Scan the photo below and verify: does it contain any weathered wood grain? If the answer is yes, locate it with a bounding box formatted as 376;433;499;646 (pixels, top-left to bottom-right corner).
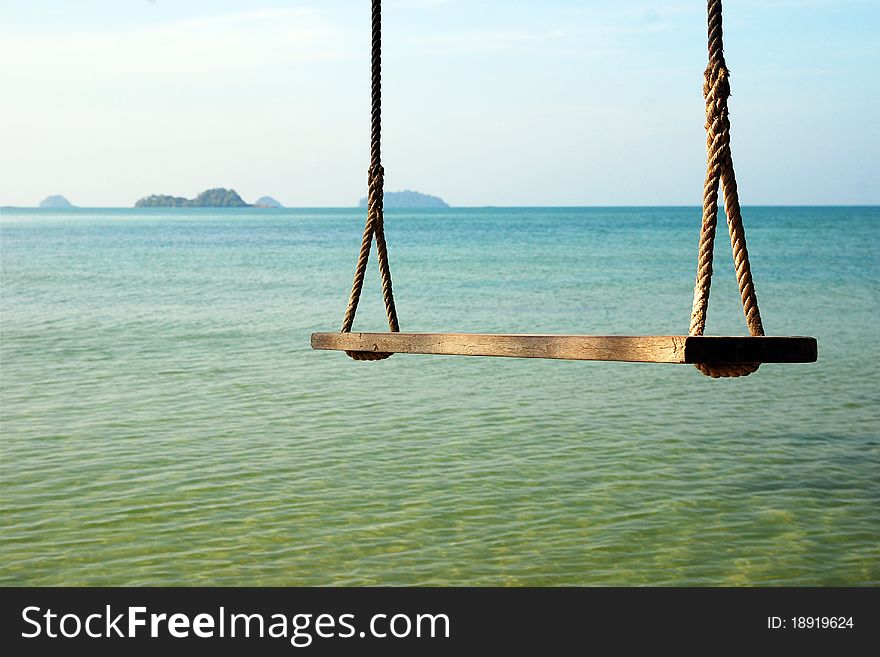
310;333;817;364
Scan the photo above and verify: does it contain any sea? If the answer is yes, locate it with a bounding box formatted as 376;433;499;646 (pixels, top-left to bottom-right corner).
1;206;878;585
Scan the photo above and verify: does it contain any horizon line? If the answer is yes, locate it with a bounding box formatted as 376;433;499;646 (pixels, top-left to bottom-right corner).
3;203;880;210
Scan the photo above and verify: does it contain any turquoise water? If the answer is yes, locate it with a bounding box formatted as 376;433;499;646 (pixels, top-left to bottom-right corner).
1;206;878;586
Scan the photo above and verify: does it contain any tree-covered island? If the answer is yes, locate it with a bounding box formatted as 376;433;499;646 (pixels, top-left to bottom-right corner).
135;188;250;207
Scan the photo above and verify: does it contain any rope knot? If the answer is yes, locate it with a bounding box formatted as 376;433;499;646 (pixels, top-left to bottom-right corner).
368;163;384;185
703;62;730;101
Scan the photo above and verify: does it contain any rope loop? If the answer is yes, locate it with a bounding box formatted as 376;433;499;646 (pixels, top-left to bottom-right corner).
689;0;764;378
340;0;399;361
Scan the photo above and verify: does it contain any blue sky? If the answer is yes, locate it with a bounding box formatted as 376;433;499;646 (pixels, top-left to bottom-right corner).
1;0;877;206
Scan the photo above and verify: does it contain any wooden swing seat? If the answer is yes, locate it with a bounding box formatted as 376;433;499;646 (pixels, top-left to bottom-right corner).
310;1;819;378
311;332;817;364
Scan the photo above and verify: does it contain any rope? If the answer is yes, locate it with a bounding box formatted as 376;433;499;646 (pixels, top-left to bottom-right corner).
340;0;399;360
689;0;764;378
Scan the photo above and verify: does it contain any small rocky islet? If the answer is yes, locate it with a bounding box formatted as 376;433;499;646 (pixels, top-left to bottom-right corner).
39;195;75;208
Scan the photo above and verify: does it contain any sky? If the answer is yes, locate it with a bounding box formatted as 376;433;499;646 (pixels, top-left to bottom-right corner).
0;0;877;207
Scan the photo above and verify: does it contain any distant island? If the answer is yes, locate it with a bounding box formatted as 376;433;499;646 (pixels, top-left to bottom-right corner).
135;188;250;208
253;196;283;208
39;195;75;208
358;190;449;209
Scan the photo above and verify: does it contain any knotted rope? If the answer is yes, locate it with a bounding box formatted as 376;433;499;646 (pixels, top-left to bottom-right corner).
340;0;399;360
689;0;764;378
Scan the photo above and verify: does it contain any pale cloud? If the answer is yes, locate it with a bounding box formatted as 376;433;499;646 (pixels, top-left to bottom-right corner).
386;3;687;58
0;7;353;86
387;0;452;8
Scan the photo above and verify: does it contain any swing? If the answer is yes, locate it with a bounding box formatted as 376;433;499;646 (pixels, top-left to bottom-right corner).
311;0;817;378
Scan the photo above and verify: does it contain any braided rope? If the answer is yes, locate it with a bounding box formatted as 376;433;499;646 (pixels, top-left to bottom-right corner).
340;0;399;360
689;0;764;378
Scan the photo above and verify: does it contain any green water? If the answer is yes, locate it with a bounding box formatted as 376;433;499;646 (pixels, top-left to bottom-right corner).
1;206;878;585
